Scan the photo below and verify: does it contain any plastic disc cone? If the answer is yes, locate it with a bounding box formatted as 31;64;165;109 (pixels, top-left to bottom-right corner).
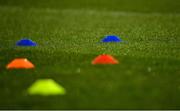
6;58;35;69
92;54;119;64
102;35;122;43
16;39;37;46
28;79;66;96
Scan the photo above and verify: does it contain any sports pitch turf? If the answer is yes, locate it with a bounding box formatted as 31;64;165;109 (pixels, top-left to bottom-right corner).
0;0;180;109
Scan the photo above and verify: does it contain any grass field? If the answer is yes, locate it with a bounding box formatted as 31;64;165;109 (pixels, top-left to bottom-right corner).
0;0;180;109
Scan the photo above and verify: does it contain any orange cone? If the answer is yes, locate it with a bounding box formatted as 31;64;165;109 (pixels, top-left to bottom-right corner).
7;58;35;69
92;54;119;64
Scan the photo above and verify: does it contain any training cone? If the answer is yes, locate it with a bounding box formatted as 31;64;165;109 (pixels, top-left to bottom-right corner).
16;39;37;46
102;35;122;43
28;79;66;96
92;54;119;64
6;58;35;69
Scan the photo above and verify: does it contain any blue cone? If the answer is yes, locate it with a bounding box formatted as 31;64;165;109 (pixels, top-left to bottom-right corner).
102;35;122;43
16;39;37;46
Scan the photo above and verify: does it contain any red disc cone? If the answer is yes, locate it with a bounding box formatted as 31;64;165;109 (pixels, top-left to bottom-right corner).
92;54;119;64
7;58;35;69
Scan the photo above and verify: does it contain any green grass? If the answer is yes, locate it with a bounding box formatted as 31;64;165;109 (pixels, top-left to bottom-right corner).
0;0;180;109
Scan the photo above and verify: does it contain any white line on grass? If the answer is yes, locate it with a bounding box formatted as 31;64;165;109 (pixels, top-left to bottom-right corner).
0;6;180;17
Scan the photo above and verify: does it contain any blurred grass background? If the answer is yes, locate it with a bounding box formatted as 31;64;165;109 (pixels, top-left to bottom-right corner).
0;0;180;110
0;0;180;13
